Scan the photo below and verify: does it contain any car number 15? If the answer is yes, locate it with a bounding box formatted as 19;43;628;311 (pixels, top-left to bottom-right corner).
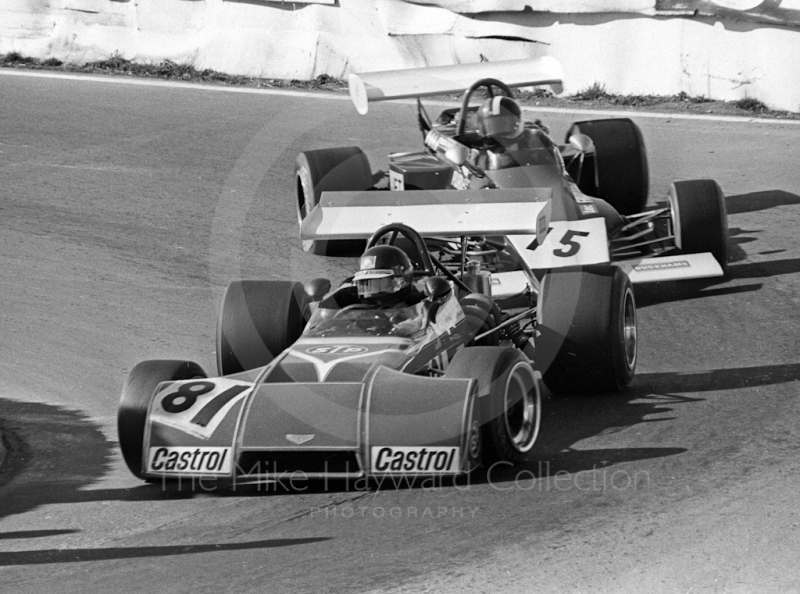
510;218;609;269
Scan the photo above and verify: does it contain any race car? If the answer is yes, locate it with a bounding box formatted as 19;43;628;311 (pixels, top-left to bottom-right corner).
118;215;636;484
295;57;728;283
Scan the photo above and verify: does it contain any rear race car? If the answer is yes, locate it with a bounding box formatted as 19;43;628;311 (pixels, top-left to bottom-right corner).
294;57;728;283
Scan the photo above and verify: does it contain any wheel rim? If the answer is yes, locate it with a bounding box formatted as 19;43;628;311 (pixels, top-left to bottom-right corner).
503;364;541;454
297;169;316;252
667;184;682;250
622;287;637;370
467;419;481;468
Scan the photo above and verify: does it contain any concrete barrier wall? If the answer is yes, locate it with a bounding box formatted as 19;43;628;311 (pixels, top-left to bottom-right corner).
2;0;799;112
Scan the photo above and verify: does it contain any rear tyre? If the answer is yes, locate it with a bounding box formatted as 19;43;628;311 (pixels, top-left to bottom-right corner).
669;179;728;273
217;280;307;376
446;347;541;465
566;118;649;215
118;360;207;479
536;265;637;395
295;147;373;256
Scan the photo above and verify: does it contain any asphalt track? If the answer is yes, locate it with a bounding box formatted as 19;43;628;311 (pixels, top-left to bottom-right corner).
0;71;799;593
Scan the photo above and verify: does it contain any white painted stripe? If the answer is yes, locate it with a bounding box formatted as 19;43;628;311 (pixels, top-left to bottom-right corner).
3;68;799;125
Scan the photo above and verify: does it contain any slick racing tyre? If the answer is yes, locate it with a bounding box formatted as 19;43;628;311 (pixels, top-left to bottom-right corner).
295;146;373;256
536;265;637;395
566;118;649;215
669;179;728;273
217;280;307;375
446;347;541;465
118;359;207;479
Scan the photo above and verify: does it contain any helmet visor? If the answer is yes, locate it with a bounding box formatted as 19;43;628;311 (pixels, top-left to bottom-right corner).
356;275;397;298
483;114;520;138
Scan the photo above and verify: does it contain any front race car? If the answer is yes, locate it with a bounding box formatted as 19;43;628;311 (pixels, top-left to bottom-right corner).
126;290;483;484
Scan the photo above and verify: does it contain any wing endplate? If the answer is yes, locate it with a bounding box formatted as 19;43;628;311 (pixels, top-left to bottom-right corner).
348;57;564;115
300;188;552;240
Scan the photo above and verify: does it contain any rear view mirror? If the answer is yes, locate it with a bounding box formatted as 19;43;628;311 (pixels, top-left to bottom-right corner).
422;277;452;301
425;129;468;167
568;133;595;153
304;278;331;302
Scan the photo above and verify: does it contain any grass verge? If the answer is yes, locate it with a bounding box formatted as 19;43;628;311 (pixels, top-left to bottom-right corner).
2;52;796;119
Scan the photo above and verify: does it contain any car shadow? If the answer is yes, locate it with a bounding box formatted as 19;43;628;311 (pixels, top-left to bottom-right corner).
0;536;332;566
725;190;800;215
476;361;800;487
634;254;800;307
0;400;117;518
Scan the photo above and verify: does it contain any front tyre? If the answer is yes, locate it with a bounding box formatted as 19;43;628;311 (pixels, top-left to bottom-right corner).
669;179;728;273
537;265;637;395
118;360;207;479
566;118;649;215
446;347;541;465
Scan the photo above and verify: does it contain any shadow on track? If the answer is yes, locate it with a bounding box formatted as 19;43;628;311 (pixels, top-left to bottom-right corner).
634;255;800;307
725;190;800;215
0;537;332;566
0;529;80;540
0;400;114;518
480;361;800;486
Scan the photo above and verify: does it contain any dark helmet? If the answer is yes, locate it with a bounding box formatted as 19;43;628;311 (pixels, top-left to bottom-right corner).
354;245;414;302
477;96;522;139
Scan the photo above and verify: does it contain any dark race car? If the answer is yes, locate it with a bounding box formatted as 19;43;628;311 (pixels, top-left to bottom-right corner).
118;223;585;485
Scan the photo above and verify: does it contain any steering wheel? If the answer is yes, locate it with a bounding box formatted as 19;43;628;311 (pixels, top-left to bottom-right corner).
456;78;515;137
366;223;480;294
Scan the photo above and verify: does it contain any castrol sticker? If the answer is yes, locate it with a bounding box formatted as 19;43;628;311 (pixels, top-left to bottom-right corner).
371;446;460;474
148;447;232;475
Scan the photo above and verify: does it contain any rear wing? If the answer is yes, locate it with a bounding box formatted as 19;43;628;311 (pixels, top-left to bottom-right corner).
300;189;551;244
348;57;564;115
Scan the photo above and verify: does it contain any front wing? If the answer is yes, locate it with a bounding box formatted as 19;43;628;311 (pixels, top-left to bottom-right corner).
142;368;477;481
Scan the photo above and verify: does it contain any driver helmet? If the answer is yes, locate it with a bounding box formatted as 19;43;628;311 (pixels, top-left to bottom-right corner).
353;245;414;303
477;96;523;140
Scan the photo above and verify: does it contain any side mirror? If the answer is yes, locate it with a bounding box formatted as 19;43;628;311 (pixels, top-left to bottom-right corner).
304;278;331;302
444;143;468;167
568;133;595;154
425;129;468;167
